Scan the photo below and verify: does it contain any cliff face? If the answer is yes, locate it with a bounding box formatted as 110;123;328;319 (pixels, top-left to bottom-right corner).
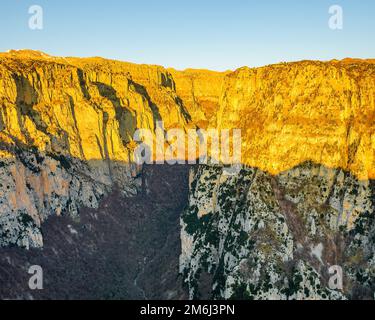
180;164;374;300
217;60;375;181
0;50;374;300
0;50;222;248
179;60;374;300
0;164;189;300
168;68;228;128
180;60;375;299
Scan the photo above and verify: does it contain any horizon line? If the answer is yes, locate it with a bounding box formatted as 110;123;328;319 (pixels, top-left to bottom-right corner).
2;49;375;73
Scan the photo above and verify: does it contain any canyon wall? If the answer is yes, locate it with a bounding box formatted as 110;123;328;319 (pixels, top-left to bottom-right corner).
179;59;374;300
180;164;374;299
217;60;374;181
0;50;373;300
0;50;222;248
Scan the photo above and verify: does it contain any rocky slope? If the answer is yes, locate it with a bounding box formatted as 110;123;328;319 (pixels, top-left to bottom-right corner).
0;164;189;300
180;163;374;300
0;50;373;300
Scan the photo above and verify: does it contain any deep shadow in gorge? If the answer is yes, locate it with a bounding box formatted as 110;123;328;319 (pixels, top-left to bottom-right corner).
0;164;190;300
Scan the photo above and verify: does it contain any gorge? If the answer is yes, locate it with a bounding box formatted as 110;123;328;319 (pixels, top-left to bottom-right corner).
0;50;373;300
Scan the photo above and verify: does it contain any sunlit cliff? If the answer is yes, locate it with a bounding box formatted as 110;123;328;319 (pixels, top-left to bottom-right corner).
0;50;373;250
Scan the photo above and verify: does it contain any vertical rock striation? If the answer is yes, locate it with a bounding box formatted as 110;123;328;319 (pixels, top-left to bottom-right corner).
0;50;222;248
180;59;374;300
0;50;374;300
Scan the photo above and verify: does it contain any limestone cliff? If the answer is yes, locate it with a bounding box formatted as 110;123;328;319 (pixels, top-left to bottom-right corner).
0;50;374;300
217;60;375;181
168;68;228;128
179;59;374;300
180;163;374;299
0;50;225;248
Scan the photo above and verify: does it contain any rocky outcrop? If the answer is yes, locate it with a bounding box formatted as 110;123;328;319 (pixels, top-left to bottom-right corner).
217;60;375;181
180;163;374;300
0;164;189;300
0;50;223;248
179;59;374;300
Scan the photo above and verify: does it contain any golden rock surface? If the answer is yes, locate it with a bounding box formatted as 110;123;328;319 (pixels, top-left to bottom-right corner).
0;50;374;180
218;60;374;180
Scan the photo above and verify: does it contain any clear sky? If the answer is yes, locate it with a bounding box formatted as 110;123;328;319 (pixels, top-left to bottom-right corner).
1;0;374;70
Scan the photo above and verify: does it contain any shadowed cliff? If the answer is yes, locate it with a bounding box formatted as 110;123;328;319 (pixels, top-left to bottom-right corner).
0;164;190;300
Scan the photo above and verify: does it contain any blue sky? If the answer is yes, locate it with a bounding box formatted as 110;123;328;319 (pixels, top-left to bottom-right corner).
1;0;374;70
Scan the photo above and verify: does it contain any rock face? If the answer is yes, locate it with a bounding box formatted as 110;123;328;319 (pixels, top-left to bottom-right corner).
0;164;189;300
217;60;375;181
0;50;374;300
168;68;228;128
0;50;222;248
180;164;374;300
179;60;374;300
